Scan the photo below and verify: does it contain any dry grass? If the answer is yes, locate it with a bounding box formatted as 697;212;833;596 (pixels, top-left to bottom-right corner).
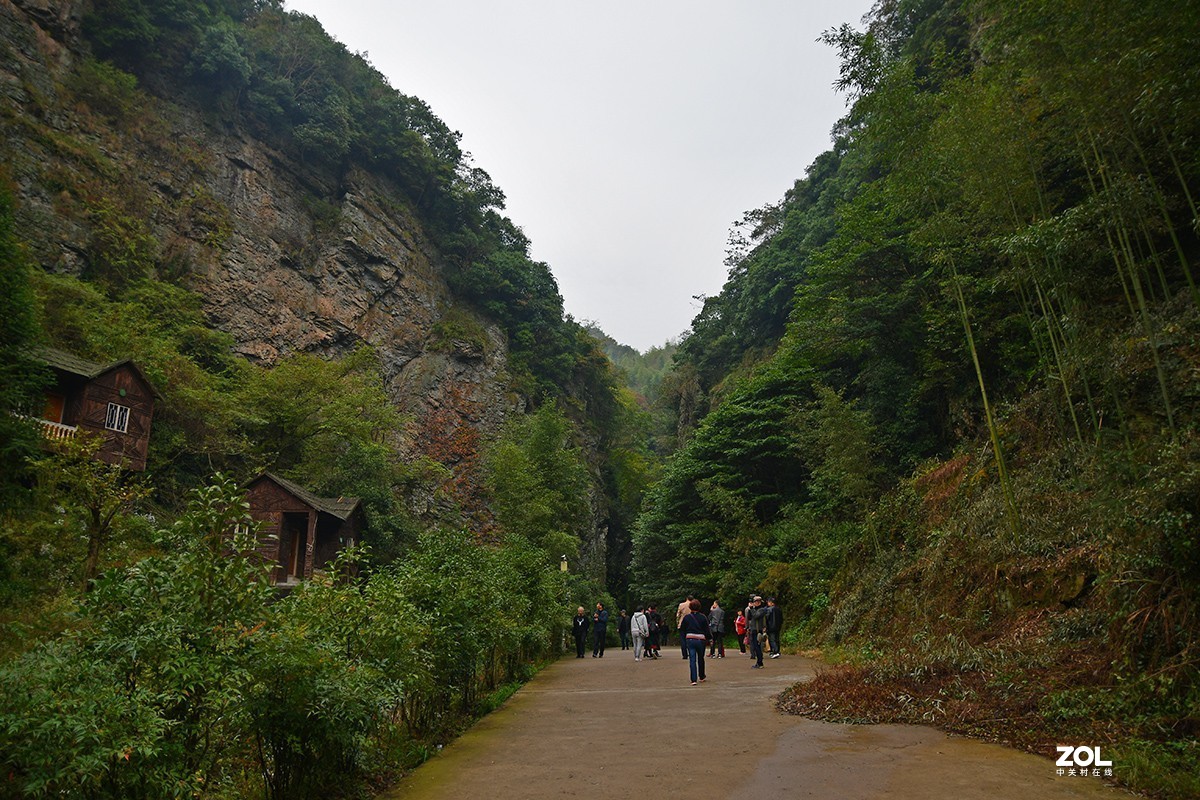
773;641;1200;799
777;648;1112;756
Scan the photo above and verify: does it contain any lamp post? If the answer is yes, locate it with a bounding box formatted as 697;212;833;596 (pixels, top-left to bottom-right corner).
560;555;568;653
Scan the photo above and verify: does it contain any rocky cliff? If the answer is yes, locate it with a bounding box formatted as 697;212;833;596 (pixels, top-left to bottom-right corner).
2;0;517;439
0;0;621;574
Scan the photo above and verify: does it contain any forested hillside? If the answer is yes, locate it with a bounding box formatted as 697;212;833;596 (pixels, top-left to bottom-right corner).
0;1;653;796
584;325;677;402
2;0;1197;796
634;0;1198;795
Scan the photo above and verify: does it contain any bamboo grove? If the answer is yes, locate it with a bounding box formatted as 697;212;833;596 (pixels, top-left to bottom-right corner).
634;0;1198;792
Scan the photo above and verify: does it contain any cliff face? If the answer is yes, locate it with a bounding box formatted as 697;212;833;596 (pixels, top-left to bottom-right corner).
0;0;515;458
0;0;621;583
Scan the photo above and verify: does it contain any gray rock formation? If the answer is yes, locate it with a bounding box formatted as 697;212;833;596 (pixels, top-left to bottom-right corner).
0;0;613;584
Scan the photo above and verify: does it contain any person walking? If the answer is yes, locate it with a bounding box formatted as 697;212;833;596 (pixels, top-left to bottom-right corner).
676;595;694;659
766;597;783;658
592;602;609;658
746;595;767;668
572;606;589;658
707;600;726;658
630;605;650;661
734;609;748;654
679;599;711;685
646;605;663;658
618;609;631;650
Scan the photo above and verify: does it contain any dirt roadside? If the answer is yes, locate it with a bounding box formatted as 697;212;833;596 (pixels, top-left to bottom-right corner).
378;650;1128;799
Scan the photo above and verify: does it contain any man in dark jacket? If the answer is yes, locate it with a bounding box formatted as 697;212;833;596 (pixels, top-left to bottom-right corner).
766;598;783;658
746;596;767;668
646;605;663;658
618;609;631;650
592;602;609;657
572;607;589;658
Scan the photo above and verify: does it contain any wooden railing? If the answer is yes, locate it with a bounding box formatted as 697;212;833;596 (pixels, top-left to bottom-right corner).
39;419;78;440
13;414;78;441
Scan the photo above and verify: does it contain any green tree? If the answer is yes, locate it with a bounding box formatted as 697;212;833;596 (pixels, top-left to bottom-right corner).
238;346;414;557
0;475;273;799
31;436;151;590
245;550;405;800
486;404;590;568
795;385;878;514
0;187;47;506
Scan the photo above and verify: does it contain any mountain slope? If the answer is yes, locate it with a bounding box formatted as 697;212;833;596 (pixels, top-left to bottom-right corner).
0;0;637;585
634;0;1200;795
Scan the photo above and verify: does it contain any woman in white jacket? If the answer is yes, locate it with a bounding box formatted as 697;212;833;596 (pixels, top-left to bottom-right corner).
630;606;650;661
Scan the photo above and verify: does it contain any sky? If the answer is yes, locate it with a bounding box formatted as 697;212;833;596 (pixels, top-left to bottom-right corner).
285;1;875;352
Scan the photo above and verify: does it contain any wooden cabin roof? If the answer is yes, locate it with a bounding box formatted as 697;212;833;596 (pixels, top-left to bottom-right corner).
35;346;161;399
250;472;362;520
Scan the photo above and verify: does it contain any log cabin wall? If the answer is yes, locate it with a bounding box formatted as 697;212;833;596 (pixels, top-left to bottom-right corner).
313;513;359;571
245;478;317;584
77;364;155;471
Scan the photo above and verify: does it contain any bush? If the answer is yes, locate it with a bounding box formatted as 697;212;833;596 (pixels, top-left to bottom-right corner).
67;60;142;124
0;475;272;799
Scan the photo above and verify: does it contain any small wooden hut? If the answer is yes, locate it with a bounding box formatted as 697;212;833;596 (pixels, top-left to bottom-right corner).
33;347;156;471
244;472;365;586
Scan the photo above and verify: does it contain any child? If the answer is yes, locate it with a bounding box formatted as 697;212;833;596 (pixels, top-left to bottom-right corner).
734;609;748;654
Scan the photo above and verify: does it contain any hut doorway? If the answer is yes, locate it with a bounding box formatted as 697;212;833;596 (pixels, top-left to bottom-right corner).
281;512;309;580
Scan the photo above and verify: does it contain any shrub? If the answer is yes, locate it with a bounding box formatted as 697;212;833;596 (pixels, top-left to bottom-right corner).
0;476;272;799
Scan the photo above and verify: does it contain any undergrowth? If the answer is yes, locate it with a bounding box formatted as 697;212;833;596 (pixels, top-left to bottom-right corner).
779;375;1200;799
779;649;1200;799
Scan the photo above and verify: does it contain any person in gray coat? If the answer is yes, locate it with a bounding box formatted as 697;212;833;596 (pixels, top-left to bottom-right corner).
707;600;726;658
630;605;650;661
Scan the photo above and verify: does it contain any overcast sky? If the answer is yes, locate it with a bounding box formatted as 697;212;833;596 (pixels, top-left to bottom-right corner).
285;1;874;352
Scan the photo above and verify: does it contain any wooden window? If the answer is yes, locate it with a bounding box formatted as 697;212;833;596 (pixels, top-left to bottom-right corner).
105;402;130;433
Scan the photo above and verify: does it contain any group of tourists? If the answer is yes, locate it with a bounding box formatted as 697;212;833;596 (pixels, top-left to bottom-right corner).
570;595;784;685
739;595;783;669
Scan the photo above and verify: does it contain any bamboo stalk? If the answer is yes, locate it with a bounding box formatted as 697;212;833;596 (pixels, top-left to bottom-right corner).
1089;133;1178;440
1113;220;1178;440
1005;190;1097;445
1159;126;1199;237
1005;199;1062;438
1033;278;1084;444
1106;380;1135;463
1076;134;1137;316
1137;220;1174;305
1016;278;1058;418
948;258;1021;540
1058;293;1103;443
1125;118;1199;305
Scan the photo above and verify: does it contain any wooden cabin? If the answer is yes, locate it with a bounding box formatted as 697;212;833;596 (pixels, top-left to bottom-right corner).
33;347;156;471
245;472;365;586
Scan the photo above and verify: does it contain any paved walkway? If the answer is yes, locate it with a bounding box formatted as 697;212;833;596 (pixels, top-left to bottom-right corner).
379;649;1127;800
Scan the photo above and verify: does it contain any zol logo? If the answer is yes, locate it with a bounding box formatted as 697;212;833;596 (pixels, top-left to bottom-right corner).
1056;746;1112;767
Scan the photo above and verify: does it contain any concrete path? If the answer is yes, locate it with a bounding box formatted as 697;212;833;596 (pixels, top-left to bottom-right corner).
379;650;1127;800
